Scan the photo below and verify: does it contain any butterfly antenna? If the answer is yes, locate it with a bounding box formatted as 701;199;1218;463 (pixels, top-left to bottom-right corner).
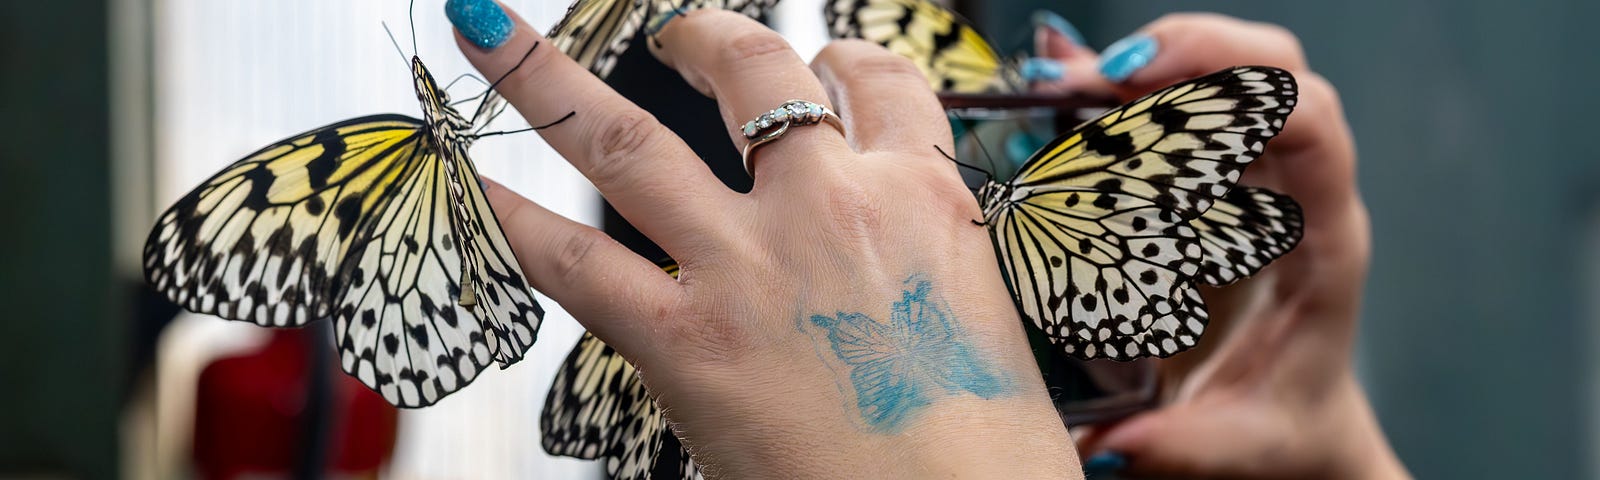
471;41;576;129
951;110;1003;177
408;0;419;57
473;111;576;139
381;22;411;70
450;90;489;107
934;144;991;184
443;73;490;95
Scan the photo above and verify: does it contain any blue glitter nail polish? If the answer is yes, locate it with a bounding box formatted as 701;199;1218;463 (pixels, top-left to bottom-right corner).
1019;57;1066;82
1031;11;1087;47
1082;451;1127;476
446;0;513;49
1099;34;1157;82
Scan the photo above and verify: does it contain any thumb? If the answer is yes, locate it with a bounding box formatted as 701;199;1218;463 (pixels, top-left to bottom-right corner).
1075;402;1289;477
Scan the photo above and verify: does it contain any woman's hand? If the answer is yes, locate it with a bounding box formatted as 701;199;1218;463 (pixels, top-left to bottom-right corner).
448;1;1079;477
1033;12;1410;479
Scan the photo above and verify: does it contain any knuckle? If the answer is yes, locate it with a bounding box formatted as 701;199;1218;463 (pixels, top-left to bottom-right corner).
663;294;755;364
553;228;611;286
584;107;664;189
817;177;883;241
1296;72;1343;115
1250;22;1306;65
1150;12;1233;31
721;28;795;67
836;47;926;85
922;173;984;220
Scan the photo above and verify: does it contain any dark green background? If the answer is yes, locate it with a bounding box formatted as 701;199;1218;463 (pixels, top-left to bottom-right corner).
1;0;122;478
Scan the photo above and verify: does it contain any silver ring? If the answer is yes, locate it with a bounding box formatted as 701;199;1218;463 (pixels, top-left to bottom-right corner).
740;99;845;175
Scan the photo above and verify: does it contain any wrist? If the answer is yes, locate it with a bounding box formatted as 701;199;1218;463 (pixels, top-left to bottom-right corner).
702;387;1082;478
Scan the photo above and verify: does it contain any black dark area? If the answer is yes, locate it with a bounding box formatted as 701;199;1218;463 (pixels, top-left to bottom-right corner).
599;30;751;258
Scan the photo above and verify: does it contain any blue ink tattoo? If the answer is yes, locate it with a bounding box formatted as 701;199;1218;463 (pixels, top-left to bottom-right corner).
808;276;1012;433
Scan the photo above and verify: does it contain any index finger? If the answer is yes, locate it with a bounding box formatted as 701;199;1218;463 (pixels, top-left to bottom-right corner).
447;0;741;250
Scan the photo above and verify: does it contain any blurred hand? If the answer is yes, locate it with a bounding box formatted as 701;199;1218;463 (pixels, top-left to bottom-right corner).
1034;12;1410;479
448;1;1079;477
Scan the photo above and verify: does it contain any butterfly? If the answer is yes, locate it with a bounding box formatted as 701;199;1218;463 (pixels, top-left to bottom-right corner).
549;0;781;79
143;40;569;407
827;0;1304;360
975;66;1301;360
543;261;705;480
825;0;1022;93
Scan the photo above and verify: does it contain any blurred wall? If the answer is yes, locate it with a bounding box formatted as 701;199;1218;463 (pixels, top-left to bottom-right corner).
0;0;122;478
975;1;1599;478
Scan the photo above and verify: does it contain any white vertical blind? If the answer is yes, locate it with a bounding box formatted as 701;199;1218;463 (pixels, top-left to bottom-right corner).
153;1;598;477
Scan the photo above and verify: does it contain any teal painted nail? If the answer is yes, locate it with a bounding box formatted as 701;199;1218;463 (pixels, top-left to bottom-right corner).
446;0;513;49
1082;451;1127;476
1019;57;1065;82
1031;11;1087;47
1099;34;1157;82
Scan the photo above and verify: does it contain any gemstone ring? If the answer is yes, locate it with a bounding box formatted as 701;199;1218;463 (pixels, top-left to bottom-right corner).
740;100;845;175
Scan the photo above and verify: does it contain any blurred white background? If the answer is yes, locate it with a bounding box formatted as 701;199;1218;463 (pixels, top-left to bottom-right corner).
152;1;594;478
147;0;832;478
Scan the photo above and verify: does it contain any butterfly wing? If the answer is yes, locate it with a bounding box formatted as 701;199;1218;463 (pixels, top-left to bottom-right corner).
543;332;670;479
332;136;523;407
825;0;1015;93
1191;186;1304;286
550;0;649;78
550;0;778;78
544;261;689;479
442;142;543;367
144;115;429;327
987;66;1297;359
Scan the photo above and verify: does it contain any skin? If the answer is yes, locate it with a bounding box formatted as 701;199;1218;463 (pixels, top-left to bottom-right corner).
456;6;1077;479
451;2;1407;477
1035;14;1412;479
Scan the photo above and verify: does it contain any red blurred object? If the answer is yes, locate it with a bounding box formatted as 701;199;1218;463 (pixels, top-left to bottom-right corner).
193;328;398;479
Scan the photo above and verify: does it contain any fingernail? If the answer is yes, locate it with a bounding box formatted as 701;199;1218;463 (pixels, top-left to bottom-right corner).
478;176;490;191
1031;11;1087;47
1082;451;1127;476
1019;57;1065;82
1099;34;1157;82
446;0;513;49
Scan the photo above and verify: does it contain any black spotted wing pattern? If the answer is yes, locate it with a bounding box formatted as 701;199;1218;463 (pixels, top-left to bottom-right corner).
981;66;1298;360
1193;186;1303;286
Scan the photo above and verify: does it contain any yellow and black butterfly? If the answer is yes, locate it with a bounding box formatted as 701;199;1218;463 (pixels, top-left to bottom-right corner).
143;38;569;407
549;0;780;78
828;0;1303;359
825;0;1022;93
976;66;1300;359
